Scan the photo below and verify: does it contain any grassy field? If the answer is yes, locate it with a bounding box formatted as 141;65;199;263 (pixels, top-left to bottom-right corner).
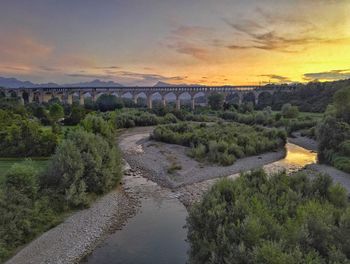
0;158;49;183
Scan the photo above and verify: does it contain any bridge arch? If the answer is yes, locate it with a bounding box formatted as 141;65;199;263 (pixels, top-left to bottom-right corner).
134;92;147;107
226;92;242;105
242;91;258;105
257;91;274;109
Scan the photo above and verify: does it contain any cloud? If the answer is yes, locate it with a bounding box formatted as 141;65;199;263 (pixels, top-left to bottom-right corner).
259;74;292;83
171;25;212;38
65;70;187;86
66;73;113;79
223;8;350;53
166;41;209;60
225;21;323;52
93;66;120;70
163;25;213;61
303;69;350;81
0;34;53;63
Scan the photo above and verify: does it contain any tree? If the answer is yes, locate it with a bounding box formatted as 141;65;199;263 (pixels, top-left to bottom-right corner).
0;162;57;261
0;110;58;157
208;93;224;110
65;105;86;125
333;86;350;123
80;114;114;144
281;103;299;118
49;103;64;123
43;129;122;208
43;139;88;208
96;94;123;111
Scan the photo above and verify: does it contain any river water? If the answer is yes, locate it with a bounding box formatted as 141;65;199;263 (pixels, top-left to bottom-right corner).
83;142;317;264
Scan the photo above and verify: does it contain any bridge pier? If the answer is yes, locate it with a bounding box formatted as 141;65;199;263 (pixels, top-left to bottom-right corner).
79;92;84;106
27;92;34;104
66;93;73;105
147;94;153;109
176;96;180;110
254;93;259;105
162;96;167;108
191;97;195;110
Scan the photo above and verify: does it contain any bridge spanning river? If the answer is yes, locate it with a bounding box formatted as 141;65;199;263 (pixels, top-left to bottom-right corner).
0;85;292;109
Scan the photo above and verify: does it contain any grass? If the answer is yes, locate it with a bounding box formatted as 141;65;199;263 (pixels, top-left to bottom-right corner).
0;158;49;183
273;111;323;120
167;163;182;174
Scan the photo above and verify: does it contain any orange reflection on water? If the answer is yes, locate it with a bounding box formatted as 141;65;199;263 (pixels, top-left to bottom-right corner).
283;143;317;166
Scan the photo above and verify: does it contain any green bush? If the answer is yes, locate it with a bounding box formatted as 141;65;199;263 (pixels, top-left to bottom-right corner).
42;129;122;208
281;103;299;118
0;162;59;262
0;110;58;157
187;169;350;263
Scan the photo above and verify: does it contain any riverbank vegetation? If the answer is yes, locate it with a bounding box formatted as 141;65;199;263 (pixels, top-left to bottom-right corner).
151;122;286;165
0;114;122;262
317;86;350;173
187;169;350;263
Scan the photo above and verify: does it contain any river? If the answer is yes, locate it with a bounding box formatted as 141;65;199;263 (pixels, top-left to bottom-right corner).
83;141;317;264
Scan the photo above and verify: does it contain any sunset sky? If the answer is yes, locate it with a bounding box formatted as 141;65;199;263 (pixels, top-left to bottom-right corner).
1;0;350;86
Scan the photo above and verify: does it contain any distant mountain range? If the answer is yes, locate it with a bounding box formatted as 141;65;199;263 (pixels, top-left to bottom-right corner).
153;81;204;87
0;77;123;88
0;76;205;88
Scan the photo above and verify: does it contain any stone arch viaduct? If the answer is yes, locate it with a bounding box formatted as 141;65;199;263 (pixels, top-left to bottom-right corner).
0;85;293;110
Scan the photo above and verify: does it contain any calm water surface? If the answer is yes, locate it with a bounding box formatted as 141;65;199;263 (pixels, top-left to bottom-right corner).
84;196;189;264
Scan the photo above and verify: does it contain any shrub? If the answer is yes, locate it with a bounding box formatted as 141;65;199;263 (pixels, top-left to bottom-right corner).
187;169;350;263
42;129;122;208
281;103;299;118
0;162;58;262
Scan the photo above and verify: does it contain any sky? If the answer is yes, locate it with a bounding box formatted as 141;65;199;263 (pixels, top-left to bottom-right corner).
0;0;350;86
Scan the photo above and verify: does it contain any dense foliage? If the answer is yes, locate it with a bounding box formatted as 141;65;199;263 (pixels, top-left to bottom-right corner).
0;162;60;262
220;106;319;136
317;86;350;173
42;115;122;208
0;110;58;157
152;122;286;165
187;169;350;264
95;94;123;112
0;115;122;261
208;93;224;110
259;79;350;112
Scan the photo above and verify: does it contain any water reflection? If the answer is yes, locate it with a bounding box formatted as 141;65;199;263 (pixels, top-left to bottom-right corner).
264;142;317;174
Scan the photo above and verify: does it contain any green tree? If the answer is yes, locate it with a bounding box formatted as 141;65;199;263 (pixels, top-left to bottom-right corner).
49;103;64;123
208;93;224;110
333;86;350;123
43;140;88;208
80;114;114;144
0;162;57;261
281;103;299;118
96;94;123;111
